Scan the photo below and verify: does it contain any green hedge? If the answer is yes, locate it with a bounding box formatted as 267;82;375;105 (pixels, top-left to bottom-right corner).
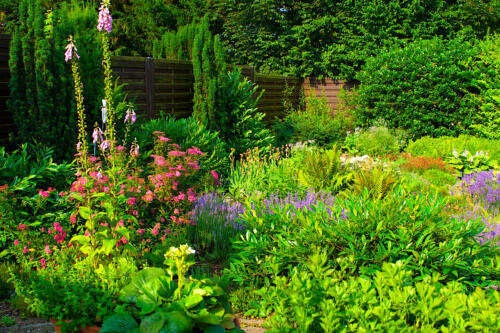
354;38;491;139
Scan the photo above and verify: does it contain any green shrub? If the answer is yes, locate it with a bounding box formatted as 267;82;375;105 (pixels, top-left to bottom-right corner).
226;188;499;290
131;115;230;179
470;34;500;140
215;68;274;156
354;38;485;138
274;93;351;147
406;135;500;162
351;126;403;156
258;256;500;332
11;254;137;331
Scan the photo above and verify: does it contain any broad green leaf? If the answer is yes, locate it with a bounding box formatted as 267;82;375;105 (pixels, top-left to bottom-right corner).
100;313;138;333
101;239;118;255
79;206;91;219
139;312;165;333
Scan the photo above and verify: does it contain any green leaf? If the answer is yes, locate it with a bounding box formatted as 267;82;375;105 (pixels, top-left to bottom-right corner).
120;268;166;303
159;311;194;333
182;293;204;309
70;235;90;245
79;206;91;219
101;239;118;255
139;312;165;333
100;313;138;333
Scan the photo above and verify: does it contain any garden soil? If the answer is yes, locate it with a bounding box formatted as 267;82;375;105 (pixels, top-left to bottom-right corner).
1;302;266;332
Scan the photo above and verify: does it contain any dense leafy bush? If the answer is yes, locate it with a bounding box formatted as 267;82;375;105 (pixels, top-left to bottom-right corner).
226;188;499;290
216;68;274;156
274;93;351;147
406;135;500;162
258;257;500;332
354;38;485;138
0;143;73;254
214;0;499;79
470;34;500;140
346;126;404;156
131;115;229;179
11;253;136;331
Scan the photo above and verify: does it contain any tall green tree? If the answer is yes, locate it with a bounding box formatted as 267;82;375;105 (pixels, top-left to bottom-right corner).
8;0;103;160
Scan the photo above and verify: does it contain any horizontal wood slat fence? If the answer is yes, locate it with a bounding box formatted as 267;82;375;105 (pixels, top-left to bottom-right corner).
112;56;352;122
0;34;352;149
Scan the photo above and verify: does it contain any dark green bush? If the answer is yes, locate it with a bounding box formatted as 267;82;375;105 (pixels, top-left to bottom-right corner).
354;38;484;138
131;115;230;178
470;34;500;140
406;135;500;162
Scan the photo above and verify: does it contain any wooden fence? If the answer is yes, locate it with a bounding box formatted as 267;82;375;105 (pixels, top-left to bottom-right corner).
111;56;308;122
0;35;352;148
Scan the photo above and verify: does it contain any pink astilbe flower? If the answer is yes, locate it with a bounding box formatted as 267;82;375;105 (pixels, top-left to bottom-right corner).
64;38;80;62
159;136;171;142
97;1;112;33
39;258;46;268
44;244;53;255
14;239;19;246
38;189;50;198
187;147;206;155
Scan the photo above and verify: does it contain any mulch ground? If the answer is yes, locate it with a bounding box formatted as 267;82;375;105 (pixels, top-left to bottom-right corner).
0;302;266;332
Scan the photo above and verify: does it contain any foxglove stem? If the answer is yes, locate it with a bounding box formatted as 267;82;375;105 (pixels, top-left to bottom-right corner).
70;47;89;171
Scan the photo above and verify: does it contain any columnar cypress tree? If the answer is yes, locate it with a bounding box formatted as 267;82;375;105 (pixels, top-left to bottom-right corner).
8;0;76;161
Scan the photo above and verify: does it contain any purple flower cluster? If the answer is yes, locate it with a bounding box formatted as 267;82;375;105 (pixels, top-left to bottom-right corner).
460;170;500;215
263;190;339;217
192;189;342;233
192;192;245;231
454;209;499;247
457;170;500;247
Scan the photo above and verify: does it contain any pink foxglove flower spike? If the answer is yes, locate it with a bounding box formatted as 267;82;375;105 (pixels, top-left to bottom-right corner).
64;36;80;62
97;1;112;33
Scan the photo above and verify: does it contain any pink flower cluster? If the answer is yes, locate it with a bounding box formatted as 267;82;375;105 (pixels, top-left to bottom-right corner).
64;40;79;62
97;2;112;33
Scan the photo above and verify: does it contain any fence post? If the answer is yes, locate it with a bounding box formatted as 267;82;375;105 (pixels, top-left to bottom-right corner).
145;57;155;120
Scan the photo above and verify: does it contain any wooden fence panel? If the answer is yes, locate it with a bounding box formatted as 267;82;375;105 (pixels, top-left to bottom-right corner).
0;36;352;148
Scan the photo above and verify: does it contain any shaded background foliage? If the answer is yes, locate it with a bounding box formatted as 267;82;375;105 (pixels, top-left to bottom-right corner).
3;0;498;80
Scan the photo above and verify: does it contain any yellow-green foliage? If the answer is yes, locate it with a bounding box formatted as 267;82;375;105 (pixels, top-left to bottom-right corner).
351;166;398;200
298;146;352;192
